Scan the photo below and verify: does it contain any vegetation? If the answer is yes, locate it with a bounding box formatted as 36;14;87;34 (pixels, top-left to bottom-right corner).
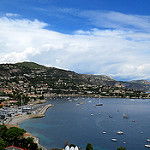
86;143;93;150
0;62;150;106
0;125;39;150
16;61;48;69
117;146;126;150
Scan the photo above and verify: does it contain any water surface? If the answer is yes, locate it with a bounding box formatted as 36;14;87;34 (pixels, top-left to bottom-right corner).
20;97;150;150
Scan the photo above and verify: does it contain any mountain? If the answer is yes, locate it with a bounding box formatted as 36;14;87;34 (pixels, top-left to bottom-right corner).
0;62;150;93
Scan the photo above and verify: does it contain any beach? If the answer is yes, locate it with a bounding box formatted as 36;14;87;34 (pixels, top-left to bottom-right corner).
6;104;54;126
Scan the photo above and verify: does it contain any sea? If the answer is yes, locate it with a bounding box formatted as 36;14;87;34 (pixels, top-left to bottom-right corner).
20;97;150;150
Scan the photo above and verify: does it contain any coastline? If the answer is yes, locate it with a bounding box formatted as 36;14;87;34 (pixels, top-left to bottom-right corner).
5;104;54;150
44;93;149;99
6;104;54;126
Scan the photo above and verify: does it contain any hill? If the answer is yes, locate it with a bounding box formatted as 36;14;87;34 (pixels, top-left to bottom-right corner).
15;62;48;69
0;62;150;100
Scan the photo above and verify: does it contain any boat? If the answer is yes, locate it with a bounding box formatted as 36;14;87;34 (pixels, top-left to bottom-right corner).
102;131;107;134
123;113;129;119
116;131;123;135
145;138;150;148
78;102;84;104
145;145;150;148
76;103;80;106
111;138;117;142
132;120;135;122
90;113;94;116
147;138;150;142
96;99;103;106
109;115;112;118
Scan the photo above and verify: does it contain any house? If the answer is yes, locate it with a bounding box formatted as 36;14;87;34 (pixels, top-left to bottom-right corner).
5;146;24;150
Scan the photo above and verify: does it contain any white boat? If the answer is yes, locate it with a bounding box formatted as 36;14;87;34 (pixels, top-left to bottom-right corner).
102;131;107;134
76;103;80;106
90;113;94;116
147;138;150;142
145;144;150;148
116;131;123;135
111;138;117;142
96;99;103;106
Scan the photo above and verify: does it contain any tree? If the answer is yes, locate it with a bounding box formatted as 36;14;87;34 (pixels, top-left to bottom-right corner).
117;146;126;150
0;138;6;150
5;127;26;145
86;143;93;150
0;125;7;139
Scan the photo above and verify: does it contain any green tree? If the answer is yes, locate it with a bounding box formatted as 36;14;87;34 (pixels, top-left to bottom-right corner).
86;143;93;150
117;146;126;150
0;138;6;150
5;127;26;145
0;125;7;139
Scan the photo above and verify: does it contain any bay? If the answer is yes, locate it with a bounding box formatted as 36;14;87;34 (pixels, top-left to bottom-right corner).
20;97;150;150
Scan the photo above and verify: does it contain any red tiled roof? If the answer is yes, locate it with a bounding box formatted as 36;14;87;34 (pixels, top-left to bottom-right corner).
5;145;24;150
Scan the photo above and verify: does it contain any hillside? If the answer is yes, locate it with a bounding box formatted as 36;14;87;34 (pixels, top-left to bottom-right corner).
0;62;150;100
15;62;48;69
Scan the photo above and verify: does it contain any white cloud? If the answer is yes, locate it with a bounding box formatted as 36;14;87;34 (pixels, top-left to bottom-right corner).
5;13;20;17
80;11;150;32
0;15;150;81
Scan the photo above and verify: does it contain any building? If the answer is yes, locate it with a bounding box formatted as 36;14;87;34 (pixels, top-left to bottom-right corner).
5;146;24;150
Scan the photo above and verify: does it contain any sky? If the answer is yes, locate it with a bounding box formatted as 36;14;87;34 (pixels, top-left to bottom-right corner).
0;0;150;81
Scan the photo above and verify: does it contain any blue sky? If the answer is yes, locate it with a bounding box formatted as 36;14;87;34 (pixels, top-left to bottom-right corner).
0;0;150;81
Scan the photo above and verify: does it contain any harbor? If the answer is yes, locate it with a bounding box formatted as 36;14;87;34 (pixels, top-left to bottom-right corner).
20;97;150;150
0;103;54;126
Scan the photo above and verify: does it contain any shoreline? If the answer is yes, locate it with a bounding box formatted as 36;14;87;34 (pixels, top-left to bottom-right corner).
6;104;54;126
44;94;150;99
5;104;54;150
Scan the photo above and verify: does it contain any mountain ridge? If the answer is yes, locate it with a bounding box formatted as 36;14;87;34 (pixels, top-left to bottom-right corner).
0;61;150;92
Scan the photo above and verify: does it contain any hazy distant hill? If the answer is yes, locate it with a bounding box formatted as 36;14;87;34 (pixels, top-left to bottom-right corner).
0;62;150;92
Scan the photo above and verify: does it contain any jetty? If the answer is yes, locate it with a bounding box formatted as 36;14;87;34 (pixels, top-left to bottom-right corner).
39;104;54;115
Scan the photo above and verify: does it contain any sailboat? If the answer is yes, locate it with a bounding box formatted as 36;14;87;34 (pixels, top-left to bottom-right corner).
96;99;103;106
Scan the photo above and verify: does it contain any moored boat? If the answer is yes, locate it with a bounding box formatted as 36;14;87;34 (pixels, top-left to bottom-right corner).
111;138;117;142
116;131;123;135
145;144;150;148
123;113;129;119
96;99;103;106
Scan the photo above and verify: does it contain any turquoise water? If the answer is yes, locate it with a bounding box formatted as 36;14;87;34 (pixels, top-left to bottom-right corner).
20;97;150;150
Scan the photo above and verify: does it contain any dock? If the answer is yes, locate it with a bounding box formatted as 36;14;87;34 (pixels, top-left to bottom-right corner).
39;104;54;115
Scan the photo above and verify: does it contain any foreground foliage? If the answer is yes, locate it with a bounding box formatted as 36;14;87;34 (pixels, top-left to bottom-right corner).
0;125;39;150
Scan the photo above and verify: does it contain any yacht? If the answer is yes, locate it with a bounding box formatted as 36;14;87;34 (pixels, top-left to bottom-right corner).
96;99;103;106
111;138;117;142
147;138;150;142
116;131;123;135
145;145;150;148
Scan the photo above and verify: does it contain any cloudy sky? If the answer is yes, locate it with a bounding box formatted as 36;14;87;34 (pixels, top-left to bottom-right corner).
0;0;150;81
